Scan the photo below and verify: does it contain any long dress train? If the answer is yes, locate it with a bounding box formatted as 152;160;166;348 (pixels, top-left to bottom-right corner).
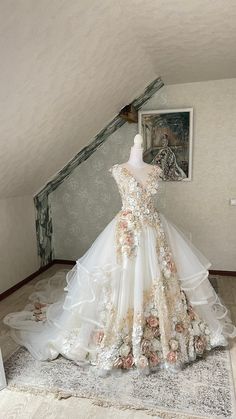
3;163;236;374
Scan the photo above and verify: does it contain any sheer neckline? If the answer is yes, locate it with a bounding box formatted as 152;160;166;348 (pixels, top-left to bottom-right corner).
119;164;156;190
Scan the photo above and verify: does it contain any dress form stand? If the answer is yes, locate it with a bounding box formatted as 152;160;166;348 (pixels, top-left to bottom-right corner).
122;134;153;185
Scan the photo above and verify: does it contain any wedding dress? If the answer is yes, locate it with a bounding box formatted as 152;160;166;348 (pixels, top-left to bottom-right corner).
3;163;236;374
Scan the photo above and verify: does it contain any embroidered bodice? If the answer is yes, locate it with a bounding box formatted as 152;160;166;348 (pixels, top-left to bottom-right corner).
109;164;162;224
109;164;176;276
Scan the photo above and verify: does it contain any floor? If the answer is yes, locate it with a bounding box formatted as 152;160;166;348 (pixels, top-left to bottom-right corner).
0;264;236;419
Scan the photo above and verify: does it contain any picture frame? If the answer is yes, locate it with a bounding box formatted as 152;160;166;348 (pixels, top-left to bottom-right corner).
138;108;193;181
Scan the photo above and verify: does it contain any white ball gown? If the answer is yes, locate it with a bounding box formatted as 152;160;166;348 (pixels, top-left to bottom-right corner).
3;163;236;374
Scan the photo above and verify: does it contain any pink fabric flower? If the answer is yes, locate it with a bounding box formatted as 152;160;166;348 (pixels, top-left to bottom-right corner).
149;351;160;367
124;235;133;245
166;351;178;363
195;336;206;354
34;302;47;310
146;315;159;328
122;210;132;216
119;221;128;229
94;330;104;345
175;322;185;333
122;354;134;369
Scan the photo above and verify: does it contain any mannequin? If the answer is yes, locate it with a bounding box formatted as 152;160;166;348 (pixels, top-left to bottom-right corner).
121;134;154;186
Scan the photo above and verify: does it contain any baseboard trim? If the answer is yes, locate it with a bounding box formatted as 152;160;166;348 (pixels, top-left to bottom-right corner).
0;260;235;302
209;269;236;276
53;259;75;265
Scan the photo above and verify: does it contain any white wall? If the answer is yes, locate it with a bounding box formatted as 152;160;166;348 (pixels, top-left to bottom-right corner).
0;196;39;294
50;124;137;260
51;78;236;271
143;79;236;270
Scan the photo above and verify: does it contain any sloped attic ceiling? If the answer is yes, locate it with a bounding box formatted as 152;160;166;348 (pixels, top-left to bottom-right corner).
1;0;236;198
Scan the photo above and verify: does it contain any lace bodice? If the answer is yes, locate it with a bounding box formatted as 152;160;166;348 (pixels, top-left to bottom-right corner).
109;164;162;222
109;163;175;273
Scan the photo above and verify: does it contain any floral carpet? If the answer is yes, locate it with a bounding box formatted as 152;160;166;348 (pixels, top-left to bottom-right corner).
4;346;236;418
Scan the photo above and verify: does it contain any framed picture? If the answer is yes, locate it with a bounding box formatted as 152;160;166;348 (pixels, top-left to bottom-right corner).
138;108;193;181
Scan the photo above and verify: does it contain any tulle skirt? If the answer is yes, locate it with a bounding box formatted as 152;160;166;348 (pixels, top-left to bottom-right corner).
3;212;236;373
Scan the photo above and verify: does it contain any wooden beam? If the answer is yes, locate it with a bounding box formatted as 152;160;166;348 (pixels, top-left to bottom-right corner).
119;104;138;123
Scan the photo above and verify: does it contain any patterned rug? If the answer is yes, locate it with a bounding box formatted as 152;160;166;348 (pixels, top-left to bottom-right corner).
4;346;236;418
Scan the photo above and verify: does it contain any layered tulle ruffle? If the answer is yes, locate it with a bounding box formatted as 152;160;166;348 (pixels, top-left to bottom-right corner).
3;213;236;371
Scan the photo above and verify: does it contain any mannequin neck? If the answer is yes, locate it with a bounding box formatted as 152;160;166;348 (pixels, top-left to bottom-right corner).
127;146;145;168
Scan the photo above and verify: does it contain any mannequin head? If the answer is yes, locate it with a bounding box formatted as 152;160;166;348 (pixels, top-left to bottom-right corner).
127;134;144;166
133;134;143;149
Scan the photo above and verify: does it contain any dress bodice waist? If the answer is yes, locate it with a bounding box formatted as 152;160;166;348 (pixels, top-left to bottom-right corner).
120;196;158;225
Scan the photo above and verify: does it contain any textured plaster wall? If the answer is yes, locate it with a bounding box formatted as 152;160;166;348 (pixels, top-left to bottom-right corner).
0;196;39;294
51;78;236;270
50;123;137;260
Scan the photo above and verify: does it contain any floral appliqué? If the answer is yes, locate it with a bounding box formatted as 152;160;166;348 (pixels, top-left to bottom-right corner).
110;164;176;278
